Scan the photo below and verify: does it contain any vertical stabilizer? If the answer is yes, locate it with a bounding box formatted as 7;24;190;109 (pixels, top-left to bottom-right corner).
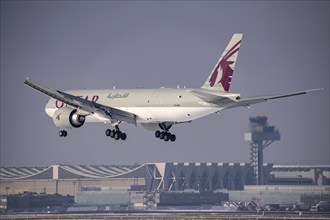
202;33;243;92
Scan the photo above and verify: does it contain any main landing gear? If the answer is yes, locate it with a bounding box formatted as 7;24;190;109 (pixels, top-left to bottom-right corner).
155;130;176;142
59;130;67;137
105;125;127;140
155;123;176;142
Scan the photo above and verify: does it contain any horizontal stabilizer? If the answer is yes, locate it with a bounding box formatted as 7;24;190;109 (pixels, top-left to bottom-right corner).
227;88;323;109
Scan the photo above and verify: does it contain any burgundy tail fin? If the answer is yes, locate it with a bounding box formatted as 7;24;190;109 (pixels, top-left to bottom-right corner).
202;33;243;92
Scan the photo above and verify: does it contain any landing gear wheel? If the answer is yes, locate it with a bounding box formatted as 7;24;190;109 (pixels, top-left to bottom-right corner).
155;130;161;138
114;131;122;140
59;130;67;137
105;129;111;137
170;134;176;142
120;133;127;140
163;133;170;142
159;132;165;140
109;130;115;138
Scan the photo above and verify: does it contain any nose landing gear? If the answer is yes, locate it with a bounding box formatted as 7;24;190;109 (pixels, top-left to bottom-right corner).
59;130;67;137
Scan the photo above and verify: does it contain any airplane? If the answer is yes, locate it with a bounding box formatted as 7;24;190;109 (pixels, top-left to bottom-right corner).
24;33;321;142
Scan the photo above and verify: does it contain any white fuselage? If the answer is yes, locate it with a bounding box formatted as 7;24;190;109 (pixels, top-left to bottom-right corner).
45;88;223;124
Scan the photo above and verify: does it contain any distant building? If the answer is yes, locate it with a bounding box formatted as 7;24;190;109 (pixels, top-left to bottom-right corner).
6;192;74;211
158;191;228;206
1;163;329;196
229;185;330;206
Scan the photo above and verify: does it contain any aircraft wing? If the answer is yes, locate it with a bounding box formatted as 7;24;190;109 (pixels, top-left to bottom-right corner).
226;89;322;109
24;78;137;125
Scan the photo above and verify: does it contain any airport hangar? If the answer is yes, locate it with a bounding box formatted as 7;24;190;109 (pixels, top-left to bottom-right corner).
1;163;329;196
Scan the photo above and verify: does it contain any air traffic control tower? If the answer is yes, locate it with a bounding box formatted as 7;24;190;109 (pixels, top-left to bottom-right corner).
245;116;280;185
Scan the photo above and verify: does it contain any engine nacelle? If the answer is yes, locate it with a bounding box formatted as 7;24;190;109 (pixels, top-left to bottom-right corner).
53;107;85;129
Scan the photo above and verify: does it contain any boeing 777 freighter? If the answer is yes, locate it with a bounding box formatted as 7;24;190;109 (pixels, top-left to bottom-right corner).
24;33;321;142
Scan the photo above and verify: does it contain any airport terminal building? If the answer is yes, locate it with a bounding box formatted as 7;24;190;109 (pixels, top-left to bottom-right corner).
1;162;329;210
1;163;329;196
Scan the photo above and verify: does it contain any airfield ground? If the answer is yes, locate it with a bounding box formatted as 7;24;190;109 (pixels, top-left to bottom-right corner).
1;212;330;220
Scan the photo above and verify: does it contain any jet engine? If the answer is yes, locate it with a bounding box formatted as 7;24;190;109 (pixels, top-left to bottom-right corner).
53;107;86;129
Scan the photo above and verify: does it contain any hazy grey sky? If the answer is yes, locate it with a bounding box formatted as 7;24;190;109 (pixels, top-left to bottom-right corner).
1;1;329;167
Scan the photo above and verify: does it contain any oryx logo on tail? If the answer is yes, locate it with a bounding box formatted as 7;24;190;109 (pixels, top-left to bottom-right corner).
203;33;243;92
209;40;241;91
